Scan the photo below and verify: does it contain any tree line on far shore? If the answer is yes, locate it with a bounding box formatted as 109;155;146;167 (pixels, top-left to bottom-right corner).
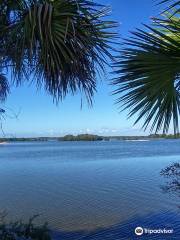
1;133;180;143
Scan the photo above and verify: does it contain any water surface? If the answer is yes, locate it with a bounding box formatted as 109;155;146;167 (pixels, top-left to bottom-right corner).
0;140;180;239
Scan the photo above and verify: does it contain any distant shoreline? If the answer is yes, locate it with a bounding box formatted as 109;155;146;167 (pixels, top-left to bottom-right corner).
0;134;179;142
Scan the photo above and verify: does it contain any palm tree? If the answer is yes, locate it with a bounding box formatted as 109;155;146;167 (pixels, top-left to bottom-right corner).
113;0;180;134
0;0;117;105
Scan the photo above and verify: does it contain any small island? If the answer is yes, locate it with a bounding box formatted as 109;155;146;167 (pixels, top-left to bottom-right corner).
58;134;103;141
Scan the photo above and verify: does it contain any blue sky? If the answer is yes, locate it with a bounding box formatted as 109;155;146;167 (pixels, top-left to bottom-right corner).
2;0;163;137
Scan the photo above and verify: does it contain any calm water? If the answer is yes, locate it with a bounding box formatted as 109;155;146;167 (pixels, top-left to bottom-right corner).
0;140;180;239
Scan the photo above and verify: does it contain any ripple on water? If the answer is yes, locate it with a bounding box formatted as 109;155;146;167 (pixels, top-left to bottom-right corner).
0;140;179;237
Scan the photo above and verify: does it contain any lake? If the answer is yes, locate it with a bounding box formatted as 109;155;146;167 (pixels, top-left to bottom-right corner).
0;140;180;239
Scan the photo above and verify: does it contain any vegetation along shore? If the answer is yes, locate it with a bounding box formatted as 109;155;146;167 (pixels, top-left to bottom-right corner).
0;134;180;143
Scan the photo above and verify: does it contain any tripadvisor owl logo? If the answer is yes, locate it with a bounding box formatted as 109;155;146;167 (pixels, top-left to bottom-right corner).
135;227;144;236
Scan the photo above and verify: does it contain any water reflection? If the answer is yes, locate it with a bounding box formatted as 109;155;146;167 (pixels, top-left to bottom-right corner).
160;163;180;204
51;212;180;240
1;141;180;238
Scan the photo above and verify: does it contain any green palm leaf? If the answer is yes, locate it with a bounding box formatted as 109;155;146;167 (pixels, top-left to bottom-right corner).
113;22;180;134
0;0;117;103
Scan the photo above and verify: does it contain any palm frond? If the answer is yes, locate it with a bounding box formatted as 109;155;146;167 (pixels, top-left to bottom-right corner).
158;0;180;14
0;74;9;102
0;0;117;103
113;22;180;134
